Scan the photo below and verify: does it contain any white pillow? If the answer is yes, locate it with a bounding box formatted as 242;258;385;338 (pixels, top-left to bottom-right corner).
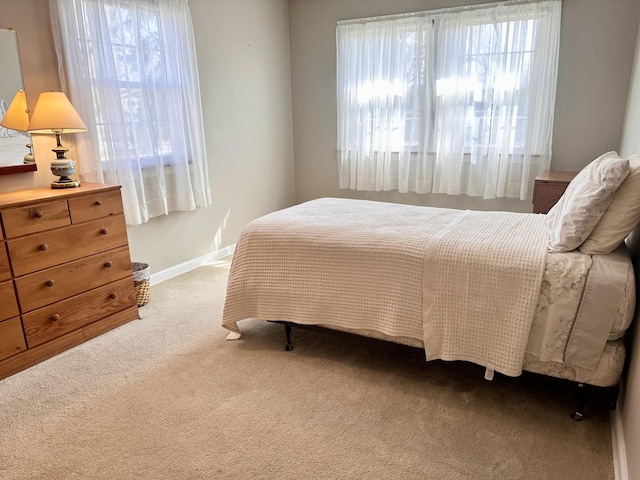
579;154;640;254
546;152;630;252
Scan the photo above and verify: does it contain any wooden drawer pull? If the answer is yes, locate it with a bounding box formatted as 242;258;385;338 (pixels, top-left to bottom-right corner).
100;228;109;235
50;314;60;322
31;208;44;218
104;261;113;268
39;243;48;251
109;292;117;300
95;200;102;206
45;279;55;287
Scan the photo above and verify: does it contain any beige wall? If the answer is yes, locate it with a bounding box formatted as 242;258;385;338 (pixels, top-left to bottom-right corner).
619;20;640;480
0;0;295;273
0;0;63;192
0;29;24;104
127;0;295;272
289;0;640;212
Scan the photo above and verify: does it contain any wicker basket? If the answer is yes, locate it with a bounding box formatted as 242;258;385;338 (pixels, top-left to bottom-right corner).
132;262;150;307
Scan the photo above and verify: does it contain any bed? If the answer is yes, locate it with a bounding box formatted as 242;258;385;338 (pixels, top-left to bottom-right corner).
222;153;640;419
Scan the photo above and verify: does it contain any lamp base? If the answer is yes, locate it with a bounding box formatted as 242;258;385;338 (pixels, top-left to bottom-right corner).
51;178;81;189
50;157;80;189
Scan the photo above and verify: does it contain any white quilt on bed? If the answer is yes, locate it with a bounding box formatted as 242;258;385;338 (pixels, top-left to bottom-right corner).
421;209;548;376
222;198;548;377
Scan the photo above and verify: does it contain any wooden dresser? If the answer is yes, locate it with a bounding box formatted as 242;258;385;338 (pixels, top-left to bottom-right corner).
532;170;577;214
0;183;139;380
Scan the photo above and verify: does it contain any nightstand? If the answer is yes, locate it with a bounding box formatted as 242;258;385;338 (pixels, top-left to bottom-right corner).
532;170;577;214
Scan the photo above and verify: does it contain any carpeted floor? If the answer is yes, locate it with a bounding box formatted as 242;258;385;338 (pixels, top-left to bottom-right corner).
0;258;614;479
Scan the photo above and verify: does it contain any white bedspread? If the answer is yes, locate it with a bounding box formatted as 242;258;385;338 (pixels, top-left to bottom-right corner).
222;198;548;377
421;209;548;376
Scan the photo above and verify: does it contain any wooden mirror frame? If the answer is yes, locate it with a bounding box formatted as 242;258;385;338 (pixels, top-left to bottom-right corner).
0;163;37;175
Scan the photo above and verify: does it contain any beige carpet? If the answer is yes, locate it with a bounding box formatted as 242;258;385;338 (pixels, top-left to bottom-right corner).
0;258;614;479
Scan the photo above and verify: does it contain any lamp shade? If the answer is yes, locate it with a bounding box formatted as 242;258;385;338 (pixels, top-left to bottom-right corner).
28;91;87;134
0;89;29;132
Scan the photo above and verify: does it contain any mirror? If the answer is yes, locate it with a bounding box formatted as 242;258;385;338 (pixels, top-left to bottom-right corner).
0;28;36;175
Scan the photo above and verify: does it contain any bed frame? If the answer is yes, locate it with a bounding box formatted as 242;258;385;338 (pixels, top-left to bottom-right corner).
269;320;620;421
223;198;635;422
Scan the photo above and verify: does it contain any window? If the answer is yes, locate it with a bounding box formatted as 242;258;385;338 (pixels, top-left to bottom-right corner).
338;18;429;153
51;0;211;225
337;0;561;199
87;3;180;166
434;12;544;159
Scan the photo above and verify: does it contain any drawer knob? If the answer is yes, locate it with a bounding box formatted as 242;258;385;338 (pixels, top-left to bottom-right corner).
39;243;48;251
45;279;55;287
50;314;60;322
31;209;44;219
109;292;117;300
104;260;113;268
100;228;109;235
95;200;102;206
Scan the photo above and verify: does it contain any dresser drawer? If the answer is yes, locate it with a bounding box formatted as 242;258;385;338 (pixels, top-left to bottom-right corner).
15;246;133;312
1;199;70;238
532;171;576;214
0;243;10;281
7;214;128;276
0;317;26;361
0;183;139;380
68;189;124;224
0;280;19;321
23;277;136;348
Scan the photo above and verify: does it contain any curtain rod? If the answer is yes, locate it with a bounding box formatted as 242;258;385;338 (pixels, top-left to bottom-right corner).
336;0;560;25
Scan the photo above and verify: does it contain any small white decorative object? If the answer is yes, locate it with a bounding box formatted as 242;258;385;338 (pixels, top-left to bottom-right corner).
23;143;34;164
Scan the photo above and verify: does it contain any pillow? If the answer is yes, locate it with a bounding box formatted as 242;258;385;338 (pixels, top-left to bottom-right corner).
546;152;629;252
579;154;640;254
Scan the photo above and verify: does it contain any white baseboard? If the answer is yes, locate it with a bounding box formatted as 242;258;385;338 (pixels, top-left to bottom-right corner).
149;243;235;286
611;400;629;480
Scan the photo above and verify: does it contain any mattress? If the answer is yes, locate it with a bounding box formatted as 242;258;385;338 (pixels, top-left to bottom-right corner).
529;246;634;360
523;341;625;387
310;244;634;386
223;197;549;376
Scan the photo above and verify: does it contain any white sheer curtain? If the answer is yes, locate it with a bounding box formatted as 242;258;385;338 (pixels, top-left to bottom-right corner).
337;15;435;193
337;0;562;200
50;0;211;225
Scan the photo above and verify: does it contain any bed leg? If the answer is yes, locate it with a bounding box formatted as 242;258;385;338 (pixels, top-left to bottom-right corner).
609;383;620;411
571;383;586;421
284;324;293;351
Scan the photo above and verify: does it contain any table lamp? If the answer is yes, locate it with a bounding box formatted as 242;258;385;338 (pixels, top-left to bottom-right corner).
28;91;87;188
0;90;34;164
